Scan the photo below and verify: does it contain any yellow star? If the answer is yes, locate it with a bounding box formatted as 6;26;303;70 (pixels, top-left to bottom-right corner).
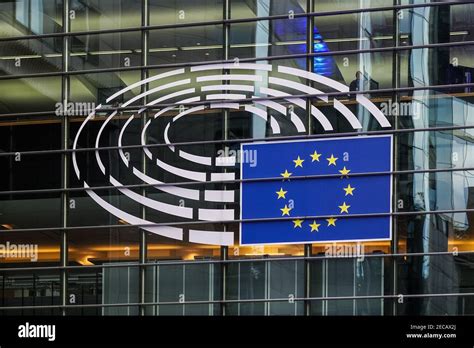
338;202;351;214
339;166;351;177
276;188;287;199
293;156;305;168
280;205;292;216
326;217;337;226
293;219;304;228
327;154;338;166
281;169;292;180
309;220;321;232
310;150;321;162
343;184;355;196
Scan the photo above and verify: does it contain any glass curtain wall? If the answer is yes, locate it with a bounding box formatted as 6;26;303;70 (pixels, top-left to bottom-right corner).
0;0;473;316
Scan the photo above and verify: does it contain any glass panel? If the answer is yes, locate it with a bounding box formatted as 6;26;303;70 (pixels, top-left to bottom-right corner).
146;262;221;316
0;38;62;75
70;0;141;32
226;259;304;315
399;3;474;46
310;254;388;316
0;270;61;315
69;71;143;107
150;0;224;26
102;265;139;315
0;231;60;264
314;0;393;12
314;11;394;52
67;228;140;265
396;128;474;253
395;91;474;130
148;25;223;65
231;0;306;19
0;76;62;115
312;51;393;93
397;295;474;315
70;32;141;71
397;253;474;315
226;261;266;315
229;18;307;59
0;0;63;38
0;126;62;192
399;46;474;89
66;269;102;315
0;194;61;229
268;260;304;315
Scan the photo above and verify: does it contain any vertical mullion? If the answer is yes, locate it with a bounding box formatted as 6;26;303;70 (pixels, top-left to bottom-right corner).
60;0;70;317
139;0;149;317
306;0;314;133
391;0;401;317
304;0;314;317
220;0;231;317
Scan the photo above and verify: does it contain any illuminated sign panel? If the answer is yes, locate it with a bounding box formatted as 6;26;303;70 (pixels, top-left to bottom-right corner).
240;136;393;245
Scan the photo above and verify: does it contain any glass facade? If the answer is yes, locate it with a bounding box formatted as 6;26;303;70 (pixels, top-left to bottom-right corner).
0;0;474;316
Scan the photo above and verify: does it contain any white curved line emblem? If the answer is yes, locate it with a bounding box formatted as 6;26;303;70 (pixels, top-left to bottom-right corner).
72;63;391;246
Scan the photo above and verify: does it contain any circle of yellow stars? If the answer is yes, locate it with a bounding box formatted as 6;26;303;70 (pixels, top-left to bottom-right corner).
276;149;356;233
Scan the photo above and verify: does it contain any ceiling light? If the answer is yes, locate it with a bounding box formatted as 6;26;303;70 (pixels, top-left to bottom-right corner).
77;255;95;266
70;52;88;56
0;55;42;60
44;53;62;58
275;40;305;46
89;49;134;55
450;31;468;36
230;42;272;48
181;44;221;50
149;47;179;52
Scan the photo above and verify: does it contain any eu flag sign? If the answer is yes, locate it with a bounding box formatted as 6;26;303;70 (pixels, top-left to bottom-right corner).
240;135;393;245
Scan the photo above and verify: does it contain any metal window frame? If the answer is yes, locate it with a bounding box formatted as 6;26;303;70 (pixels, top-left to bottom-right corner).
0;0;473;316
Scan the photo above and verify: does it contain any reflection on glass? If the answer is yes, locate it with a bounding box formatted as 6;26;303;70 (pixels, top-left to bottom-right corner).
0;0;63;37
0;77;61;115
397;254;474;315
69;71;142;106
0;38;62;75
148;26;223;65
68;228;139;266
0;0;473;317
310;256;386;316
230;18;307;59
227;259;304;315
0;271;61;315
70;0;141;32
150;0;223;25
231;0;306;19
145;262;221;316
70;32;141;71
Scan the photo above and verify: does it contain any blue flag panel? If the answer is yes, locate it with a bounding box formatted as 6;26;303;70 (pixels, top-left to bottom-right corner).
240;135;393;245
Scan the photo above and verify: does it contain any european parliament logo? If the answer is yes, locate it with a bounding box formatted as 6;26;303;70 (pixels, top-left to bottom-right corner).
240;135;393;245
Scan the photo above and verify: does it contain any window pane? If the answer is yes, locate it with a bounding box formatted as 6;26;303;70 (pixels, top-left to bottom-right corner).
0;0;63;38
